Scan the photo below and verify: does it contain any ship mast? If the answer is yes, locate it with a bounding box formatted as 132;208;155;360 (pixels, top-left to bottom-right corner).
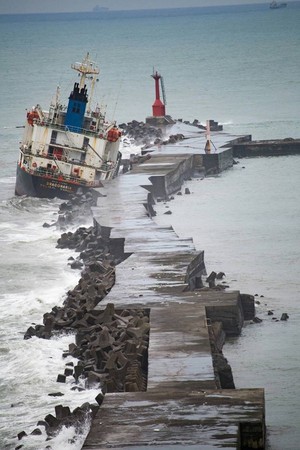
71;53;99;112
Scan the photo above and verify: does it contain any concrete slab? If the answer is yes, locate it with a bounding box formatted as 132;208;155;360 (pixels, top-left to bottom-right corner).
83;389;265;450
147;303;216;392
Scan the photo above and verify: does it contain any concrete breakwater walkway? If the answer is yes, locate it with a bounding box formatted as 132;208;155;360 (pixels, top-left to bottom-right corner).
83;125;265;449
230;137;300;158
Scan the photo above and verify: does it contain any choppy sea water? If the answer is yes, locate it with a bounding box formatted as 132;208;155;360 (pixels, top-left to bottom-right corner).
0;4;300;449
154;155;300;450
0;197;98;449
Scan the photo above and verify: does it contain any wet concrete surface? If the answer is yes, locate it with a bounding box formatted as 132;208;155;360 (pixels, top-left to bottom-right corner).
83;389;264;450
83;125;265;449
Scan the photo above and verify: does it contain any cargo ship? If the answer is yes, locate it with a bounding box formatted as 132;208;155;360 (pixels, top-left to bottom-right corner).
15;53;122;199
270;1;287;9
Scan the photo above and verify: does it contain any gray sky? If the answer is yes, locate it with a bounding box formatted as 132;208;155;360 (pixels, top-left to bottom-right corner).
0;0;263;14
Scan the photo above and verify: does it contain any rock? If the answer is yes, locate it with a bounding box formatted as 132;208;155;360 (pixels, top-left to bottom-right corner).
184;187;191;194
48;392;64;397
86;372;105;389
64;367;73;377
56;374;66;383
37;420;49;429
206;271;217;288
95;392;105;406
30;428;42;435
70;260;83;270
44;414;60;428
55;405;71;420
24;326;36;340
88;261;107;273
121;120;163;147
17;431;27;440
218;284;229;289
267;310;274;316
89;403;99;419
253;317;263;323
71;386;86;392
216;272;225;279
280;313;289;321
74;364;84;380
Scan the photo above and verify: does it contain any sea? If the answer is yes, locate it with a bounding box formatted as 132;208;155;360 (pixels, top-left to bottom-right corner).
0;3;299;449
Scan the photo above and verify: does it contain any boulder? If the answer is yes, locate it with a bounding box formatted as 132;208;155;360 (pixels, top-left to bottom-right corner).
48;392;64;397
95;392;105;406
253;317;263;323
30;428;42;435
206;271;217;288
17;431;27;440
55;405;71;420
280;313;289;321
216;272;225;279
56;374;66;383
44;414;60;428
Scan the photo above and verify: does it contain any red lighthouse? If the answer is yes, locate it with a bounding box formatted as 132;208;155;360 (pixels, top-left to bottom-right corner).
151;71;166;117
146;70;174;126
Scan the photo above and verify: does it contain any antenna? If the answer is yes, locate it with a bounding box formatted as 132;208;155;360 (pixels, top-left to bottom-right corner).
161;76;167;106
71;53;100;90
112;80;123;122
205;120;218;153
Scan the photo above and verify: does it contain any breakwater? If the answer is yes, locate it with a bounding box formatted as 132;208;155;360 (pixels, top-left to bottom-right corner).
228;136;300;158
82;124;265;449
18;123;269;449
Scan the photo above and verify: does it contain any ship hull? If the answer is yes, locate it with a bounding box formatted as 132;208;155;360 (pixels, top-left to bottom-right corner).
15;165;93;199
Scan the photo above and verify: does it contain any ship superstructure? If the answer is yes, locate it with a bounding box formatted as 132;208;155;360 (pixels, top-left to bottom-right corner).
15;53;122;198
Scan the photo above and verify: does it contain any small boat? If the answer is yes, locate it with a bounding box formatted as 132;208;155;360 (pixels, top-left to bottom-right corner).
270;1;287;9
15;53;122;199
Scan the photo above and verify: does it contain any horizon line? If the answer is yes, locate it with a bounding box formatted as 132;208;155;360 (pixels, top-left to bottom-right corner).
1;2;299;17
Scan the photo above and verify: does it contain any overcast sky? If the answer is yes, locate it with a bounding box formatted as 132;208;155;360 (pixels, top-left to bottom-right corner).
0;0;264;14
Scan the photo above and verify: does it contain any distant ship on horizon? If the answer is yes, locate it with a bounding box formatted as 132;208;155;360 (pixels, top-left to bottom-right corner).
92;6;109;12
270;1;287;9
